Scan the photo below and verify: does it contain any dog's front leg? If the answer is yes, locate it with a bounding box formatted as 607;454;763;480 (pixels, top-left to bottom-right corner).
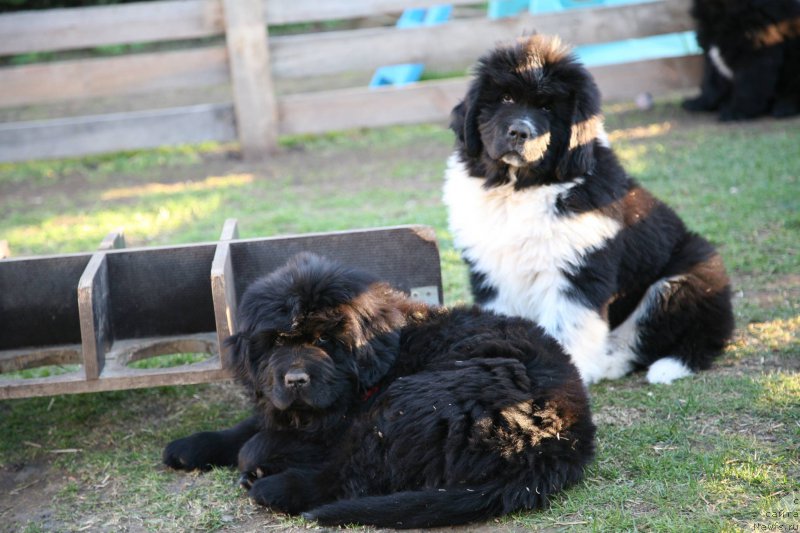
163;416;261;471
237;430;276;489
238;430;333;490
546;305;632;385
249;468;332;515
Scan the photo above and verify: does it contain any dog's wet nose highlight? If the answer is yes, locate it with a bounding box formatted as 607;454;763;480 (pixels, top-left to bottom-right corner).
284;369;310;388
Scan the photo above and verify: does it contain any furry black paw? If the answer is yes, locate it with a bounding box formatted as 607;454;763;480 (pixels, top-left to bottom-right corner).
248;474;303;514
238;467;266;490
682;96;716;112
162;432;233;471
772;98;799;119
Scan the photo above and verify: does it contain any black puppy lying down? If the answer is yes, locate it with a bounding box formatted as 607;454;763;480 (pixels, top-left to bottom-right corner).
163;253;595;528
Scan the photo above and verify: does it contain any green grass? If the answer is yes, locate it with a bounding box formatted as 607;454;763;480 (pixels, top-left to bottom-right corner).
128;353;211;370
0;100;798;531
0;364;81;380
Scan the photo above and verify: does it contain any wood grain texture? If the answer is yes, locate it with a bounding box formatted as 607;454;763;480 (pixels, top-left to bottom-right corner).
0;0;223;55
211;219;240;366
279;78;469;135
277;55;701;135
0;47;229;108
591;54;703;101
0;104;236;163
263;0;477;25
223;0;278;158
78;253;111;380
269;0;694;78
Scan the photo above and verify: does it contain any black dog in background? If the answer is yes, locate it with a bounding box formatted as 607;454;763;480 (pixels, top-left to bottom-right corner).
682;0;800;120
163;253;595;528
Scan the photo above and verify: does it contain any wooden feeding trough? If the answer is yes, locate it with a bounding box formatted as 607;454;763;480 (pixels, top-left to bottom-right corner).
0;222;442;399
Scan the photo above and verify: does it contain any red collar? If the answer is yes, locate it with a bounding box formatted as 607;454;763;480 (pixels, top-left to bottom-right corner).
361;385;381;402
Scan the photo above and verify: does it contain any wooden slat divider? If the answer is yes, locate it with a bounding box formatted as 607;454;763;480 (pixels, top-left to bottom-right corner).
77;253;111;380
211;219;240;367
98;230;126;252
0;363;230;400
77;230;127;379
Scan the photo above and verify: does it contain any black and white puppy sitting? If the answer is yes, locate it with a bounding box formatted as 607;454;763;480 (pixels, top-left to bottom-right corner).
682;0;800;120
444;35;735;385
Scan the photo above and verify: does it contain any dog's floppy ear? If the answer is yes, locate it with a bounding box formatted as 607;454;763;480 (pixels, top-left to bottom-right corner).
450;80;484;158
223;332;257;393
557;81;602;181
353;332;399;389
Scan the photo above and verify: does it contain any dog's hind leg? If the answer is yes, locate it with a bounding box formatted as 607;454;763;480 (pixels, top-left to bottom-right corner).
720;48;782;121
611;245;734;384
609;277;695;384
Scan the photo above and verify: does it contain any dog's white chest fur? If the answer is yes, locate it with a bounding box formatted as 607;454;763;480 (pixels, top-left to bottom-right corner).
442;154;621;327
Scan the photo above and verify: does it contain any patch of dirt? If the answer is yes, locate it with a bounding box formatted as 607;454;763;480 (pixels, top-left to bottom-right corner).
732;273;800;311
0;462;68;531
593;405;648;428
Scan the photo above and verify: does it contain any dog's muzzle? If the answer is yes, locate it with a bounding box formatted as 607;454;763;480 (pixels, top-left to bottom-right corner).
493;118;550;167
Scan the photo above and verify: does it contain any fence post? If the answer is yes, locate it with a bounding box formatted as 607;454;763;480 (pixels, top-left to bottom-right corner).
222;0;278;159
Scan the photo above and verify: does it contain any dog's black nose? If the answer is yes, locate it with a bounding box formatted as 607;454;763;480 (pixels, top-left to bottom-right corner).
507;120;533;141
284;369;310;388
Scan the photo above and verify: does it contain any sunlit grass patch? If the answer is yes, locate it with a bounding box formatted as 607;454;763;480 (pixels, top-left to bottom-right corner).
0;142;232;188
756;371;800;413
128;353;211;370
0;364;81;380
730;316;800;359
101;173;254;201
3;195;223;254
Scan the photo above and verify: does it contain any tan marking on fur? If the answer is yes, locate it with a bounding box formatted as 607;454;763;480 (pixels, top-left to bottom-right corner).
569;115;604;151
514;34;572;75
748;17;800;48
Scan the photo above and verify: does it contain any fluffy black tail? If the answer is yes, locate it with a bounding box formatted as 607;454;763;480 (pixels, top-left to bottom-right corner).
303;486;512;529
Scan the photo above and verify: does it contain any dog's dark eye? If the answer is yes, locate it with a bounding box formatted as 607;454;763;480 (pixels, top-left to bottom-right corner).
541;103;552;111
501;94;514;104
272;332;290;347
314;336;330;347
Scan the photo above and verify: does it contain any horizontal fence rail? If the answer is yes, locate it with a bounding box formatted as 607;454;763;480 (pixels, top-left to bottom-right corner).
0;0;698;161
269;0;694;78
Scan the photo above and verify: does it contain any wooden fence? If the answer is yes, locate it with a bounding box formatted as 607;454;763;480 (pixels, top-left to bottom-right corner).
0;0;700;162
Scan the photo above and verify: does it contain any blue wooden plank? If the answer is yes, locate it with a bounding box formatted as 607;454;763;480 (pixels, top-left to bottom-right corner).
488;0;532;18
574;31;701;67
370;5;452;88
487;1;697;68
